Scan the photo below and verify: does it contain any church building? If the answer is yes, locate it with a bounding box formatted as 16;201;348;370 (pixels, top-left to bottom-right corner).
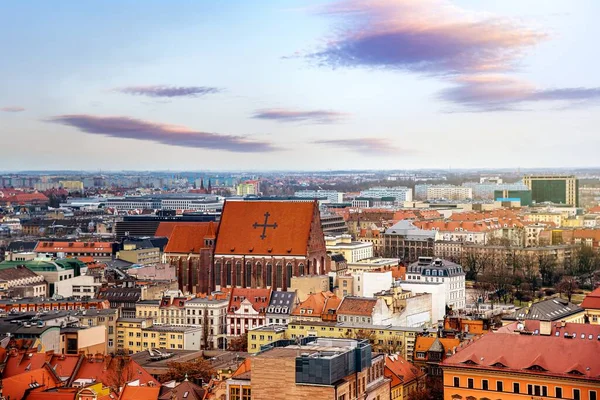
212;200;328;291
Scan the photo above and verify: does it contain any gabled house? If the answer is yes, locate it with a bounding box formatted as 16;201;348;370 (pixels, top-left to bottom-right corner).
226;288;271;337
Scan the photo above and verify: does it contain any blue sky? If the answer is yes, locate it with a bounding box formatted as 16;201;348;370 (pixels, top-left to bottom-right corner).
1;0;600;171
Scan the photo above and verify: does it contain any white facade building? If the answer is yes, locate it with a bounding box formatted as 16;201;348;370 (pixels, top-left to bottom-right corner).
325;235;373;263
184;296;229;349
360;187;413;202
351;270;393;298
54;275;102;299
401;257;466;320
295;190;344;203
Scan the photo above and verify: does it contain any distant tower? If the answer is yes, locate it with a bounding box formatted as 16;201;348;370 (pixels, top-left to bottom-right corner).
200;179;205;190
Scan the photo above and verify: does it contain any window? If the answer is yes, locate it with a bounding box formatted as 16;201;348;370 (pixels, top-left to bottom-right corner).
242;388;251;400
453;377;459;387
230;387;240;400
467;378;473;389
482;380;488;390
573;389;580;400
591;391;597;400
555;387;562;398
496;381;503;392
513;383;520;394
527;384;533;395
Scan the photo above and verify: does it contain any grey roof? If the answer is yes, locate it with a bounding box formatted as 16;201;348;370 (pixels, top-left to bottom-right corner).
0;265;39;281
406;257;465;277
384;220;436;240
267;291;296;315
6;241;38;252
505;298;584;321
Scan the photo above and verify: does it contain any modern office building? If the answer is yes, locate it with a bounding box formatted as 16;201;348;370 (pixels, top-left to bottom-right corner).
295;190;344;203
494;189;533;206
523;175;579;206
360;187;413;202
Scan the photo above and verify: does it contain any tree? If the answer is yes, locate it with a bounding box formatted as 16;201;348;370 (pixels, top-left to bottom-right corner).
105;354;135;391
161;357;215;384
378;335;404;354
556;276;579;303
228;332;248;352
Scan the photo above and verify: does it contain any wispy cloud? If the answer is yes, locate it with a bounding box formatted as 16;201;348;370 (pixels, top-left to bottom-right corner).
47;114;280;153
1;106;25;112
314;138;407;155
440;75;600;110
306;0;600;110
114;85;221;98
253;108;348;124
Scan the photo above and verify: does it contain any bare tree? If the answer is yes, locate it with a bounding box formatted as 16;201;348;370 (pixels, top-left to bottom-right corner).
557;276;579;303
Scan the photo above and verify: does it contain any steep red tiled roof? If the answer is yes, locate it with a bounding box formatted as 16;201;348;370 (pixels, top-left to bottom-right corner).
164;222;217;254
155;222;206;239
118;385;160;400
443;333;600;380
2;365;61;400
73;356;158;388
215;201;318;256
291;291;333;316
231;358;251;380
337;297;377;317
581;287;600;309
415;337;460;353
228;287;271;313
385;354;423;388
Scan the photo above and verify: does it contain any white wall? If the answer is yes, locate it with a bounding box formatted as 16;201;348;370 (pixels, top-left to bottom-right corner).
398;282;446;323
354;271;392;297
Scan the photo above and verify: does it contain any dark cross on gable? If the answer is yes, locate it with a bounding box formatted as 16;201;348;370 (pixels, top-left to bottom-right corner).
253;211;278;239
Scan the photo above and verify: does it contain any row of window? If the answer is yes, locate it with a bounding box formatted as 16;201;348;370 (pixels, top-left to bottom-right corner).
453;377;594;400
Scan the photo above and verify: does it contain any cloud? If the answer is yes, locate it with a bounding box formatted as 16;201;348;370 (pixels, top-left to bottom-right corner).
309;0;545;75
314;138;407;155
440;75;600;110
307;0;600;110
114;85;221;98
47;114;280;153
1;106;25;112
253;108;347;124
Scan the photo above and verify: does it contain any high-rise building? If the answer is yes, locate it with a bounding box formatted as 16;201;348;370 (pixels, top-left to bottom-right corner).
523;175;579;206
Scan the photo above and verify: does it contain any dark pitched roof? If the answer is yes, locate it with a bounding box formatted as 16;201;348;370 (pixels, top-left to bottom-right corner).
6;241;38;252
505;298;584;321
0;265;39;281
337;296;377;317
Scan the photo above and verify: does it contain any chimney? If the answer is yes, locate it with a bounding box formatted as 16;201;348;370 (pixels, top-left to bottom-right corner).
539;321;551;336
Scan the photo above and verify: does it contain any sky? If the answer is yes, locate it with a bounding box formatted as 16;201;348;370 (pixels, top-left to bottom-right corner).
1;0;600;171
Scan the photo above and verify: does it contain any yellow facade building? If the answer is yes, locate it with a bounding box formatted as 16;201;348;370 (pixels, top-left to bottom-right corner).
248;320;428;361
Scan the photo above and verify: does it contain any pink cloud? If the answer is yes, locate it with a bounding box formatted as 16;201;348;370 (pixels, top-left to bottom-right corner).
314;138;409;155
47;114;280;153
1;106;25;112
253;108;348;124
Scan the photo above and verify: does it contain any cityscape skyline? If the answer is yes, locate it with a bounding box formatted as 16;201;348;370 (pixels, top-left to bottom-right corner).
2;0;600;170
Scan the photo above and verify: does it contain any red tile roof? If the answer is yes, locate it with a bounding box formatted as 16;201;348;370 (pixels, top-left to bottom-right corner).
215;201;318;256
35;241;113;252
581;287;600;309
497;320;600;337
384;353;423;388
228;287;272;313
73;355;158;388
118;385;160;400
443;332;600;380
337;297;377;317
291;291;334;317
26;388;79;400
163;222;217;254
2;365;61;400
155;222;209;239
